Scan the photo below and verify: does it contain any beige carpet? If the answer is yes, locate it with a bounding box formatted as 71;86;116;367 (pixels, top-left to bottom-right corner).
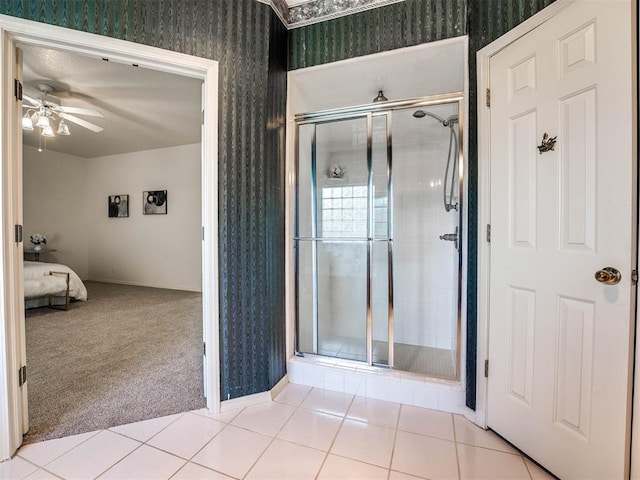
24;281;205;444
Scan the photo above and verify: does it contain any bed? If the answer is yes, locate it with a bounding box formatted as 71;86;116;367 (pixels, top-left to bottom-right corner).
24;261;88;309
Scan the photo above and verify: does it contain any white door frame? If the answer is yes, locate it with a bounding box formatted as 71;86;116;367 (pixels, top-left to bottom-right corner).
476;0;639;473
0;15;220;460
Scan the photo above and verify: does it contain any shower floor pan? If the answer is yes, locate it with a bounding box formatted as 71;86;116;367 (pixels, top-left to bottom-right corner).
317;336;456;380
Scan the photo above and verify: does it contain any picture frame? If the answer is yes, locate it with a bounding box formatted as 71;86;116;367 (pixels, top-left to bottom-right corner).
108;194;129;218
143;190;168;215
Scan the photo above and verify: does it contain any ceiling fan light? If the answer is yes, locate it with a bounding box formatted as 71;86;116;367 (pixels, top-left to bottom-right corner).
36;115;50;129
57;120;70;136
21;114;34;130
41;125;55;137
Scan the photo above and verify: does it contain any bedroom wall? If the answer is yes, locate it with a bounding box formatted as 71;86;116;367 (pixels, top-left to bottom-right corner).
23;145;89;279
86;144;202;291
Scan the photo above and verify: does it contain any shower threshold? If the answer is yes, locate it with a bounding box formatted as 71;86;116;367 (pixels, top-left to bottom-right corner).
287;353;465;414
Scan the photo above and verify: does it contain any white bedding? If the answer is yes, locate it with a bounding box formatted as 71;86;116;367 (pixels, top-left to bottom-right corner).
24;261;87;301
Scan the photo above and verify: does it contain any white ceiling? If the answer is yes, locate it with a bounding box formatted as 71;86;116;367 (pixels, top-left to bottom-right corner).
21;44;203;159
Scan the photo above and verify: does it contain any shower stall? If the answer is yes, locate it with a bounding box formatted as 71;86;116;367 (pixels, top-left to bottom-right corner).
294;93;463;380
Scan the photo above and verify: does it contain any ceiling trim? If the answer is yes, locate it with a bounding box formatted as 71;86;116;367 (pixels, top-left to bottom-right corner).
258;0;407;29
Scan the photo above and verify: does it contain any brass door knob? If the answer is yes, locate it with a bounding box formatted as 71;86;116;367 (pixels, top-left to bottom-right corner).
594;267;622;285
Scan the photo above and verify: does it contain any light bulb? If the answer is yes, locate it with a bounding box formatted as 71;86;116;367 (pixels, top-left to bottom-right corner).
36;116;50;129
41;125;55;137
57;120;70;135
21;114;34;130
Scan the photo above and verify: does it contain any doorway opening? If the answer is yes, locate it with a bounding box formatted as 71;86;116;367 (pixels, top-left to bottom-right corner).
0;16;219;460
20;42;207;444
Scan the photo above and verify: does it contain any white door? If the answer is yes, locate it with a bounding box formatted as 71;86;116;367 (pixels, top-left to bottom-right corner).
487;1;634;478
14;46;28;436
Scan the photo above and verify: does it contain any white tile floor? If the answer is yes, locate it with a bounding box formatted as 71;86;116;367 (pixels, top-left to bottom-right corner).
1;383;555;480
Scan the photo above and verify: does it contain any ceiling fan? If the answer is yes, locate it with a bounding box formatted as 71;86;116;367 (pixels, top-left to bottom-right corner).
21;83;104;138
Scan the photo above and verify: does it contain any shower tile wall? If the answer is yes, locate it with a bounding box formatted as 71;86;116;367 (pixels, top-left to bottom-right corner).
394;139;458;351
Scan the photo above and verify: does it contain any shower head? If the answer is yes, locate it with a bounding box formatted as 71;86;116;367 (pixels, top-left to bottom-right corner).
443;114;459;126
413;110;458;127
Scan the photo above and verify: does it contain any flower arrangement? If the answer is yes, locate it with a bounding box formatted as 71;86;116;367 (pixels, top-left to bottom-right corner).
30;233;47;246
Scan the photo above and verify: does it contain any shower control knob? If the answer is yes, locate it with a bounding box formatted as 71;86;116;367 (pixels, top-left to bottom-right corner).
439;233;457;241
439;227;459;250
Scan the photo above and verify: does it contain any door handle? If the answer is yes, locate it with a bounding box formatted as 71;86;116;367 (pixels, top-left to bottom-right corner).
594;267;622;285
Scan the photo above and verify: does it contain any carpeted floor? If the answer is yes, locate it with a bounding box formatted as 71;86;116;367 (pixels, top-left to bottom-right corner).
24;281;205;444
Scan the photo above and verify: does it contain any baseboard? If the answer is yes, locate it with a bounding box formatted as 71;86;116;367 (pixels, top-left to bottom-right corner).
220;391;271;411
270;374;289;400
87;278;202;293
219;375;289;412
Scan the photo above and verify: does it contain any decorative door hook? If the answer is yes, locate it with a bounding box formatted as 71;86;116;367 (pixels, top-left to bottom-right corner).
537;133;557;154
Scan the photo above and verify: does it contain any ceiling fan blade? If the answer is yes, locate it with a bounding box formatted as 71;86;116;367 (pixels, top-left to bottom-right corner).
59;106;103;117
22;94;41;107
60;113;104;133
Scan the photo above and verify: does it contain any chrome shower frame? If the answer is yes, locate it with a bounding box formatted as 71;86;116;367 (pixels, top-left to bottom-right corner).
293;92;464;380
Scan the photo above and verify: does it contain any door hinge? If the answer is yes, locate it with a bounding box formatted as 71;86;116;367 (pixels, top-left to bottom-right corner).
14;79;22;101
486;224;491;243
15;224;23;243
202;226;205;241
486;88;491;108
203;342;206;356
202;110;205;125
632;269;638;285
484;359;489;378
18;365;26;386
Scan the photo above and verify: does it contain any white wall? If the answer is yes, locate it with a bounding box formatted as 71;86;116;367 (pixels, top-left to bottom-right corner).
23;145;90;278
23;143;201;291
87;144;202;291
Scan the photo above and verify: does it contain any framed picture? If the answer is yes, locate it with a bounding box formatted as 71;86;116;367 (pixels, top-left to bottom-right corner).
108;194;129;218
143;190;168;215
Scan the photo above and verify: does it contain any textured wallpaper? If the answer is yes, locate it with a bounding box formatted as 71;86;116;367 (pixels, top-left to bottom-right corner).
0;0;288;400
289;0;467;69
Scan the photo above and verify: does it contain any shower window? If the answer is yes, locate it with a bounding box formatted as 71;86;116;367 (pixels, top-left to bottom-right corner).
320;186;368;238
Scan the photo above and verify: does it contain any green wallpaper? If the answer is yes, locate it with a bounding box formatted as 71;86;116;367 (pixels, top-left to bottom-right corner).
0;0;288;400
289;0;467;69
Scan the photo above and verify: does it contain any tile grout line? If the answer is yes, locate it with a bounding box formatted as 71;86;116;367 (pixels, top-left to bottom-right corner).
14;456;62;480
313;387;357;480
239;400;301;479
452;413;462;480
163;407;248;479
522;456;536;480
112;411;187;444
17;429;102;468
386;402;404;480
91;442;147;480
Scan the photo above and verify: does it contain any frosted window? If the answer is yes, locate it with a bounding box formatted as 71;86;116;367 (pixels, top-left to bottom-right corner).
321;186;367;238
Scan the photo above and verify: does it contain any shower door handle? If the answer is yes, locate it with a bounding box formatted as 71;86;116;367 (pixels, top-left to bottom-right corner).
439;227;458;250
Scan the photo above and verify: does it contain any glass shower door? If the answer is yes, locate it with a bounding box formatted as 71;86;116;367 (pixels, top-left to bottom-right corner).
296;116;373;363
